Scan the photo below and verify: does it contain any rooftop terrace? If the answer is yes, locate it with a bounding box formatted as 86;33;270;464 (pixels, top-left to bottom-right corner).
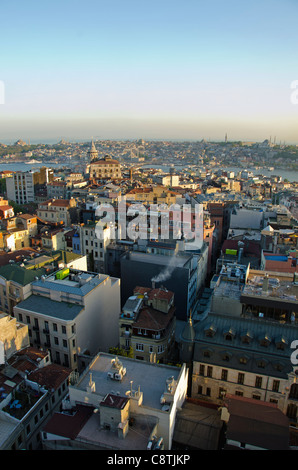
74;352;182;411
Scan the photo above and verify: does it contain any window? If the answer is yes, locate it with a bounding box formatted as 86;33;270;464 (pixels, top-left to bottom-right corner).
225;334;233;341
207;366;213;377
199;364;205;376
239;356;248;365
238;373;244;385
62;325;66;334
53;323;57;332
221;369;228;381
272;380;280;392
136;343;144;351
255;376;262;388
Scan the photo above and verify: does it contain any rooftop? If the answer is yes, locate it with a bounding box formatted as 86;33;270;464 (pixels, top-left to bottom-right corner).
125;251;191;267
32;269;109;297
74;352;182;411
16;295;83;321
0;264;47;286
242;270;298;305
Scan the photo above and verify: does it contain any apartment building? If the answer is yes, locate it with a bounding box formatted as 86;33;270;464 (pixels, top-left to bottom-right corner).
41;352;188;450
0;264;47;315
119;286;176;363
46;180;68;199
179;262;298;424
13;268;121;372
37;198;76;226
6;167;54;204
79;220;112;272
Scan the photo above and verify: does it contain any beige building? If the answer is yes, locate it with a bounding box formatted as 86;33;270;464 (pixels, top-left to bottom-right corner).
37;198;76;226
0;264;48;316
89;155;122;181
0;313;29;361
126;186;181;205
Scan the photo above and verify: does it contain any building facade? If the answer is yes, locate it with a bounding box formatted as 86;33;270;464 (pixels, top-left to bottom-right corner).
119;286;176;363
13;268;121;372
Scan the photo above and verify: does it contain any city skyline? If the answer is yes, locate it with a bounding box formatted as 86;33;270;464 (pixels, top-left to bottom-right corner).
1;0;298;143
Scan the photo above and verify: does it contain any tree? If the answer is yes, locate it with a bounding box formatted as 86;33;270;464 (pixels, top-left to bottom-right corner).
109;346;133;358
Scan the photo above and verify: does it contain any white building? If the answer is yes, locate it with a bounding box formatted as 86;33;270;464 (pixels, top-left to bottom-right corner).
42;352;189;450
79;221;112;273
13;269;121;371
6;168;53;204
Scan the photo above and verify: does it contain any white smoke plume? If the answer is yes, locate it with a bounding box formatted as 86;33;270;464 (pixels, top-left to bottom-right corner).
151;245;179;284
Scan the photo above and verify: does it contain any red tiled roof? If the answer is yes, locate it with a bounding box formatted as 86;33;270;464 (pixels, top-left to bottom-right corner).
148;288;174;302
28;363;72;390
43;405;94;439
133;305;176;330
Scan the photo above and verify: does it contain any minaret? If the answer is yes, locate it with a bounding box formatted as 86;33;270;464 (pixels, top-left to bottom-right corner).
88;138;98;162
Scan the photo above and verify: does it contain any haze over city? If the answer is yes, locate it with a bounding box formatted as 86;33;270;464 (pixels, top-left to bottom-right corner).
1;0;298;143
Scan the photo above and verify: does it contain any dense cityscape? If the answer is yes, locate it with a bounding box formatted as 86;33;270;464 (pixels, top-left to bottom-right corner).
1;0;298;459
0;136;296;452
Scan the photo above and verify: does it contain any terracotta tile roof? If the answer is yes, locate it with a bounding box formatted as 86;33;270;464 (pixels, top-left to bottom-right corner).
43;404;94;439
148;288;174;302
133;305;175;330
133;286;174;302
28;363;72;390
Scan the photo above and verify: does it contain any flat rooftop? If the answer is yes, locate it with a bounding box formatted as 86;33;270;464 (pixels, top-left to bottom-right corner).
125;251;191;267
16;295;83;320
75;352;182;411
32;270;109;296
243;270;298;303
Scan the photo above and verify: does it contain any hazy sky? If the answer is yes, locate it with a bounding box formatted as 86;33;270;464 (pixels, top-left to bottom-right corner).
0;0;298;143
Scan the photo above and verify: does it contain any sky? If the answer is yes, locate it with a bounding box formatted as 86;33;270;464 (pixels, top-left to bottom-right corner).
0;0;298;143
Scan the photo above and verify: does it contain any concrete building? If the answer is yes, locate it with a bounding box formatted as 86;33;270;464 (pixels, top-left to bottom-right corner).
6;167;54;204
41;352;188;450
46;181;68;199
120;242;208;321
13;269;121;372
178;262;298;425
79;220;112;273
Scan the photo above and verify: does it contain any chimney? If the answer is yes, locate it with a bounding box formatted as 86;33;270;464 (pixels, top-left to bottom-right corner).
152;281;156;290
262;273;269;293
